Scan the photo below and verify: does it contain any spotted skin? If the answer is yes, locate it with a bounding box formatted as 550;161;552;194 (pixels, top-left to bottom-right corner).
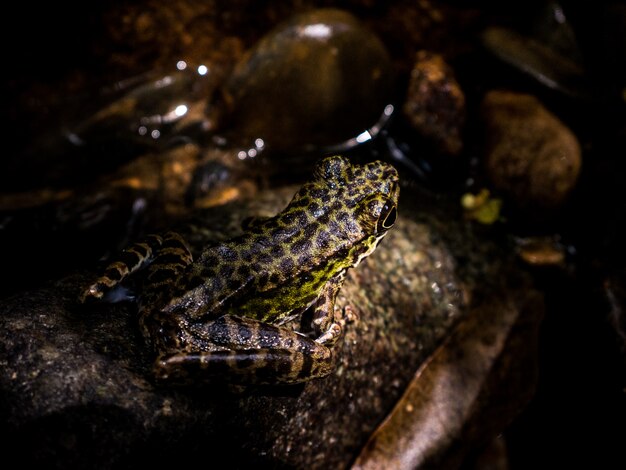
81;155;399;384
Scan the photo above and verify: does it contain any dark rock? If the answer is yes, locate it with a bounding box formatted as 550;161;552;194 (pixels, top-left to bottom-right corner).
0;185;542;469
403;50;466;156
481;26;589;100
481;90;582;213
352;279;543;469
219;8;395;155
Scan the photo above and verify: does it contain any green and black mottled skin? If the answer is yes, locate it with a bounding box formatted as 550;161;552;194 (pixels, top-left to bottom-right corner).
81;156;399;384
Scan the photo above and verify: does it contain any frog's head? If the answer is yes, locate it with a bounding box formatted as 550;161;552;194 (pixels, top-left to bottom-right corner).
310;155;400;267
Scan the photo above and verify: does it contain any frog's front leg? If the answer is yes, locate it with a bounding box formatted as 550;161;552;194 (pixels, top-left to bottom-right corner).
311;274;353;348
154;316;334;385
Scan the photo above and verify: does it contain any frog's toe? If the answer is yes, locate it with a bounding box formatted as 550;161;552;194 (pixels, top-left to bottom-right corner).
315;322;343;346
79;282;107;303
343;305;359;323
79;282;135;305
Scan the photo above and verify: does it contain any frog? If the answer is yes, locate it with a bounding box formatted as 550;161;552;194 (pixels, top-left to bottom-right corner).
80;155;400;385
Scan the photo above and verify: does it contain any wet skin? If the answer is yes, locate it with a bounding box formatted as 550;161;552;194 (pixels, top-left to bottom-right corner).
81;155;399;384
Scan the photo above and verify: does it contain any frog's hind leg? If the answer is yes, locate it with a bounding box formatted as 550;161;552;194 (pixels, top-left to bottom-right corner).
154;316;334;385
80;231;192;303
80;233;166;303
137;231;193;307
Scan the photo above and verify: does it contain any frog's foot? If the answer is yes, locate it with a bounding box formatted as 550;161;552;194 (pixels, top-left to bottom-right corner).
80;232;191;304
79;260;139;304
315;305;357;347
153;316;334;385
79;233;166;303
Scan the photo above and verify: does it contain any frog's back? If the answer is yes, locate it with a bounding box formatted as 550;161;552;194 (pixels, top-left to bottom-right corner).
162;155;400;324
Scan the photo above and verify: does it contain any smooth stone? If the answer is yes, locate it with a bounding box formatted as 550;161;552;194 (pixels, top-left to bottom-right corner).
481;90;582;213
219;8;394;154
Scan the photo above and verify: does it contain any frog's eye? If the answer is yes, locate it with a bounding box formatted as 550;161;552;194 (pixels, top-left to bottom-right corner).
377;200;397;231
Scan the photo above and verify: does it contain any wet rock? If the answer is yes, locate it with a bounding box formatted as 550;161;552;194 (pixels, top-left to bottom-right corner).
514;235;569;267
219;8;395;155
1;67;224;192
2;1;248;191
482;25;587;98
402;50;466;156
481;90;582;213
481;3;591;99
352;282;543;469
0;185;542;469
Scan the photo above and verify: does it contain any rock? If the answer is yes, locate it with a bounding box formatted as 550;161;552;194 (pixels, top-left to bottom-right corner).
481;90;582;213
219;8;394;155
352;282;543;469
481;25;589;99
0;184;542;469
402;50;466;156
514;235;568;267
